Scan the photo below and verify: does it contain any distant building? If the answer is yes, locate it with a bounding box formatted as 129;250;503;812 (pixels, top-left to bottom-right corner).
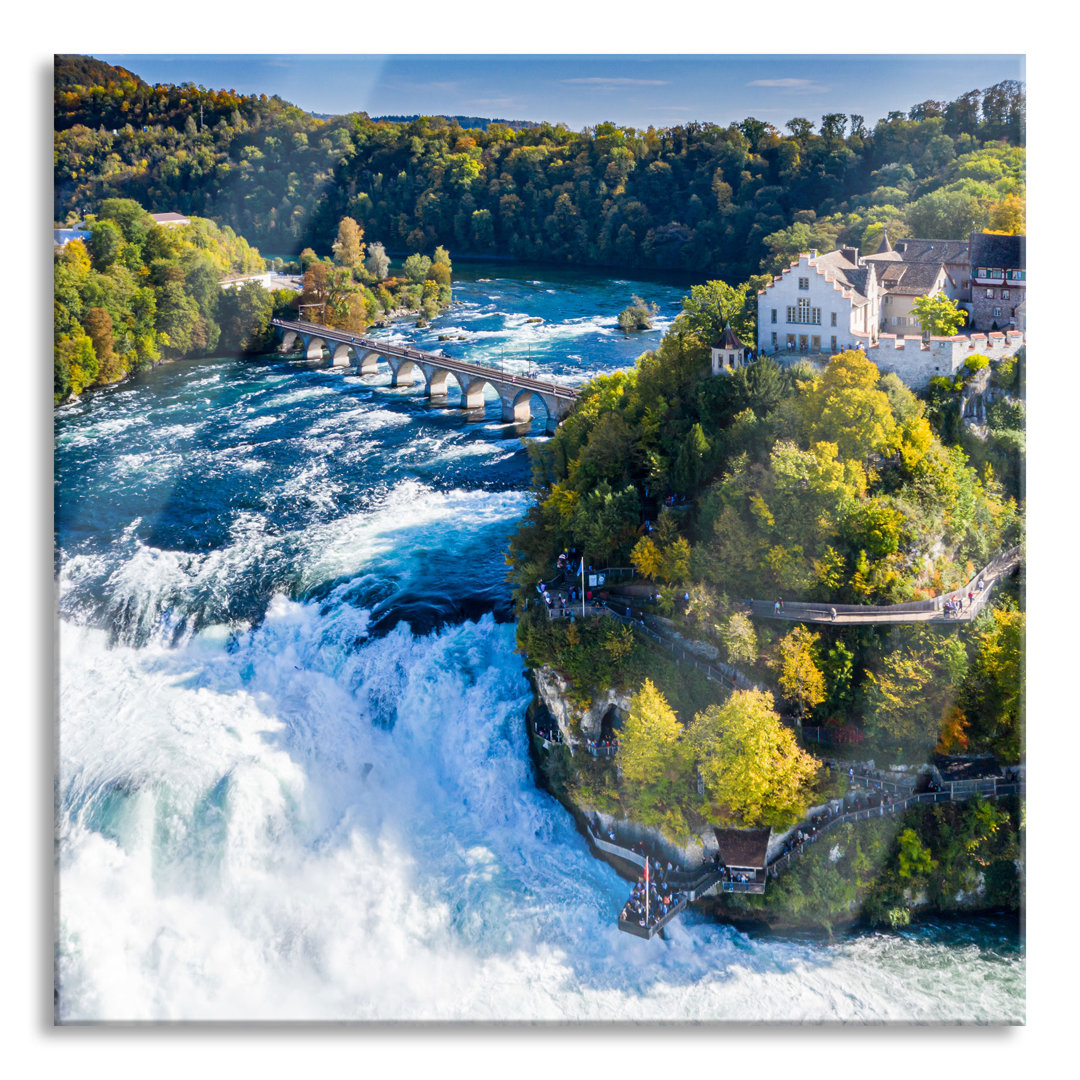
150;212;191;228
710;325;748;375
53;228;91;248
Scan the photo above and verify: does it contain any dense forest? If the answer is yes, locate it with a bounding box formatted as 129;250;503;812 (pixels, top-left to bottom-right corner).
53;197;281;401
55;56;1024;281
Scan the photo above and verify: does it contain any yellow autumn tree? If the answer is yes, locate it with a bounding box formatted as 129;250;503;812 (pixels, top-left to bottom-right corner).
776;626;826;716
617;680;693;826
688;690;818;827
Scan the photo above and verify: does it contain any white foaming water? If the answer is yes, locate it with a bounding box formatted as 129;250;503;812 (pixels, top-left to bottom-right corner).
57;606;1024;1022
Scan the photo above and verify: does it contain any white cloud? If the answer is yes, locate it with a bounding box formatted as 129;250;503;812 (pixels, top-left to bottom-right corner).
747;77;828;91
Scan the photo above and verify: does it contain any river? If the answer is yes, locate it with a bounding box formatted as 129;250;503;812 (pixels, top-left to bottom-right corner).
53;261;1024;1022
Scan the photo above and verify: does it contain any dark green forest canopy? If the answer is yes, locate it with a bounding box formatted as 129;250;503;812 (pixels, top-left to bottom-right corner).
55;56;1024;280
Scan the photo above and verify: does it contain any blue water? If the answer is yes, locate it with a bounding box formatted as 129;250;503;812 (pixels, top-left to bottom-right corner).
53;262;1024;1022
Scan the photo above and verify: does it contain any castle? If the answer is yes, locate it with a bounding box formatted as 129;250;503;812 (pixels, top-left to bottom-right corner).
754;230;1025;389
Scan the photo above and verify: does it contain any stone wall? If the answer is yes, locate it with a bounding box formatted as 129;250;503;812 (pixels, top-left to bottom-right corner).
868;330;1024;389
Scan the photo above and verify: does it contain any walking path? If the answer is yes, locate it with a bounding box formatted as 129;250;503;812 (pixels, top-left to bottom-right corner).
745;546;1022;626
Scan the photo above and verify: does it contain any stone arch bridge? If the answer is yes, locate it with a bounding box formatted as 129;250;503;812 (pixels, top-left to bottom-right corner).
271;318;578;427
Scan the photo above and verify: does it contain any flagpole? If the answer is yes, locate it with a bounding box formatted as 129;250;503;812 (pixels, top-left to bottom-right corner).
645;857;650;927
581;555;585;618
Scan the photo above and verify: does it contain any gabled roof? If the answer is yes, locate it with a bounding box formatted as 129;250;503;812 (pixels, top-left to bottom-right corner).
53;228;91;246
713;827;771;870
885;262;949;296
894;238;970;265
150;212;191;225
970;232;1025;270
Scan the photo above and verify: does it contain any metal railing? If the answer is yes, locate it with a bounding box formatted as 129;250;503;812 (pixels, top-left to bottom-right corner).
765;782;1025;877
743;545;1023;625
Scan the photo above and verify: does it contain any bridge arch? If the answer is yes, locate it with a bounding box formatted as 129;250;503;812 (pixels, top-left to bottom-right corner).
279;328;300;353
330;342;355;368
506;387;552;424
390;358;424;387
357;349;383;376
303;335;330;361
462;376;501;412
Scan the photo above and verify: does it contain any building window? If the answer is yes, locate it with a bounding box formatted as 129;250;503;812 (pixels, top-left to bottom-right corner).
799;335;809;351
985;289;995;299
993;306;1002;318
1006;270;1025;282
771;332;778;347
830;335;837;352
771;308;777;323
811;335;821;352
830;311;837;326
786;299;821;325
798;277;809;290
786;334;796;349
1002;289;1010;300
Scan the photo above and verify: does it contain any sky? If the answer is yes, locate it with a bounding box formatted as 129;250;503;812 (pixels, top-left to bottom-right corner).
95;54;1025;131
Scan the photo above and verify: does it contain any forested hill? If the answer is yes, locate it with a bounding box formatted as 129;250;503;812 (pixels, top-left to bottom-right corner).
55;55;1024;281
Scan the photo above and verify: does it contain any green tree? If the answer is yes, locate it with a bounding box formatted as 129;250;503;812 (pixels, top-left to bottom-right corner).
678;279;754;347
897;827;936;879
618;296;659;332
218;281;274;352
87;219;123;271
688;689;818;826
617;680;693;823
912;291;967;338
671;422;710;494
803;350;899;461
719;611;758;666
402;253;432;283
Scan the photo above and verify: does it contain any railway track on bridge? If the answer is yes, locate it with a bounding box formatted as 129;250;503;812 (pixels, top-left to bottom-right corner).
271;317;579;404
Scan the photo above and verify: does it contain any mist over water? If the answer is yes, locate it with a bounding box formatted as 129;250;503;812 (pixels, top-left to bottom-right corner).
54;264;1024;1022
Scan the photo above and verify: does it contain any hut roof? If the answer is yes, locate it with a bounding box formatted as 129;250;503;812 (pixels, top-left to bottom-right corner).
713;827;771;870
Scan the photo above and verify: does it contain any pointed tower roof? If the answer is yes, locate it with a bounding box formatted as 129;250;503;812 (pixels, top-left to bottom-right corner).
713;325;746;351
877;229;893;254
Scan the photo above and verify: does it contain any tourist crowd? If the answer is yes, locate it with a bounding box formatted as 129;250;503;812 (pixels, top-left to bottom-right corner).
620;859;686;930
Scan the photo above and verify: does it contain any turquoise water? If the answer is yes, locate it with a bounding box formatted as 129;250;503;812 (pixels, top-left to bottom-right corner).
53;262;1024;1022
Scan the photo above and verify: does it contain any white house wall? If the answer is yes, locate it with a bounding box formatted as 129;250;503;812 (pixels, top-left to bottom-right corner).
757;255;860;355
